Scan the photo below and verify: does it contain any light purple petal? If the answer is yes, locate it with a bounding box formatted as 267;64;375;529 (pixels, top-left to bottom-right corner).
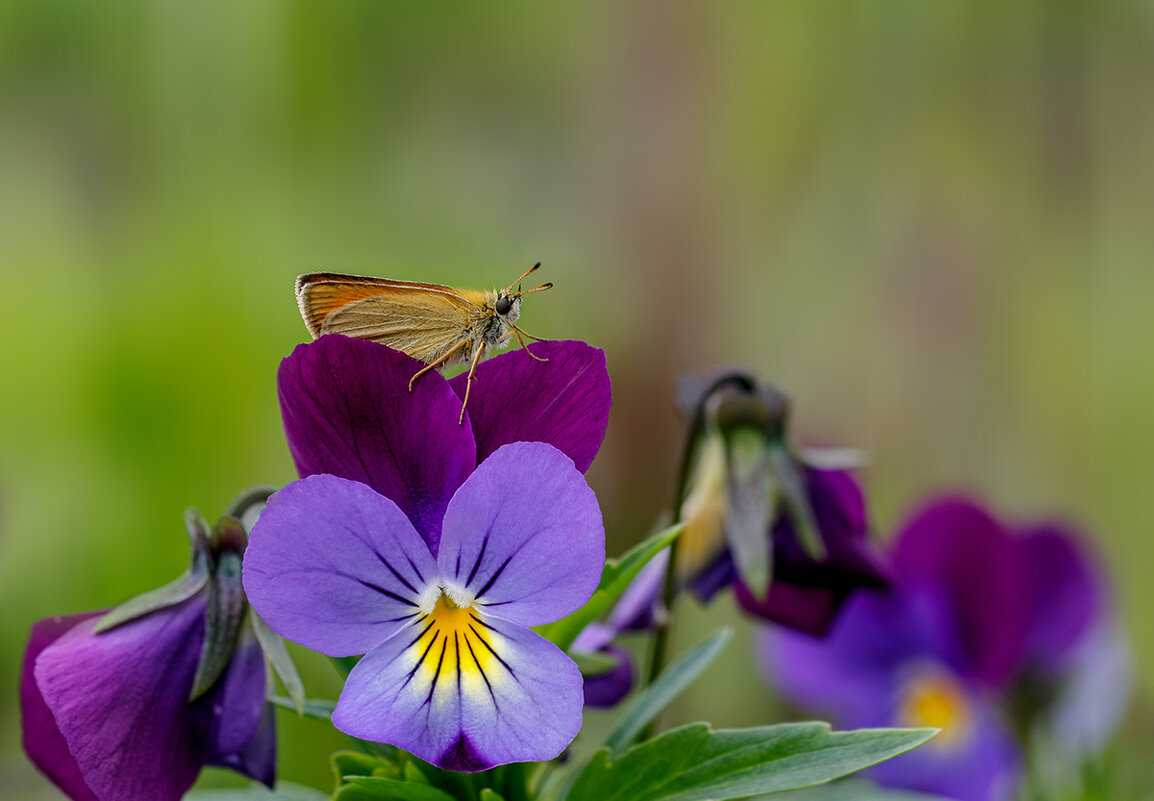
893;498;1032;687
278;335;476;553
33;599;209;801
437;442;604;627
243;474;438;656
21;613;102;801
448;341;611;472
333;613;582;771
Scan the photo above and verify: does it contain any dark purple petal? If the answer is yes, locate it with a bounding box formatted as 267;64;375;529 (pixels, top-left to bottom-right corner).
1016;524;1104;669
278;335;476;553
333;614;583;771
22;612;103;801
448;341;611;472
243;474;437;657
738;468;889;635
893;498;1032;687
33;599;210;801
203;628;269;780
438;442;604;627
580;644;635;708
207;700;277;789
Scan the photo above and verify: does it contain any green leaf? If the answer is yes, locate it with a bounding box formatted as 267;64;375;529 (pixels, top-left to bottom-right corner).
253;612;306;713
565;722;937;801
185;781;328;800
535;522;683;650
603;628;732;755
479;791;507;801
332;750;401;783
270;694;336;720
774;778;951;800
340;777;458;801
572;649;620;677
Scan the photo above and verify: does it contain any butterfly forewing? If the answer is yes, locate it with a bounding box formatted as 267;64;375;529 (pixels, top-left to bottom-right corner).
296;274;485;364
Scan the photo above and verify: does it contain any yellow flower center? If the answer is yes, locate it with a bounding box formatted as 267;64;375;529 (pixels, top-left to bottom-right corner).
407;591;506;699
897;667;972;749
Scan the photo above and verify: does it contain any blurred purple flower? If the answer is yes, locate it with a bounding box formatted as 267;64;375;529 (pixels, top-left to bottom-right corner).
21;518;275;801
671;373;889;635
762;497;1130;801
243;442;605;770
277;334;610;555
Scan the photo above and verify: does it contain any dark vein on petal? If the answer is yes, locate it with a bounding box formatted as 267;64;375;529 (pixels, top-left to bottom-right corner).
425;637;448;704
468;622;516;678
376;554;419;595
474;553;513;599
356;578;412;605
464;633;497;704
465;534;491;586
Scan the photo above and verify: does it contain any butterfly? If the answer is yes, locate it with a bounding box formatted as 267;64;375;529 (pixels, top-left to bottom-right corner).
295;263;552;422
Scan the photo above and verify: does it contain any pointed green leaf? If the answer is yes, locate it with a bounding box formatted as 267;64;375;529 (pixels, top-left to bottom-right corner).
535;522;683;650
604;628;732;755
252;612;306;713
566;722;937;801
185;781;328;800
340;777;457;801
774;778;951;800
332;751;401;784
479;791;507;801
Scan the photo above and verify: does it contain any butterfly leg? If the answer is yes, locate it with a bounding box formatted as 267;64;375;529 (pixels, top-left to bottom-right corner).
408;338;470;392
458;342;487;424
509;321;549;362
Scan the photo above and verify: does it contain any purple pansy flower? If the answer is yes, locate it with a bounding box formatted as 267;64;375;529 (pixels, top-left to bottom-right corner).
246;335;612;769
762;497;1130;801
243;442;605;770
21;517;275;801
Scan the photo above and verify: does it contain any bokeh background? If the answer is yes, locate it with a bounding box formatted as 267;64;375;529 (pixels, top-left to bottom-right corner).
3;2;1153;797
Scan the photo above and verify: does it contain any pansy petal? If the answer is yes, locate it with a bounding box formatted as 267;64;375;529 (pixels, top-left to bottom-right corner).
333;613;582;771
448;341;611;472
208;700;277;789
33;599;209;801
278;335;476;552
204;627;268;766
21;612;103;801
893;498;1031;687
580;644;635;708
437;442;604;626
1017;524;1104;667
243;474;437;656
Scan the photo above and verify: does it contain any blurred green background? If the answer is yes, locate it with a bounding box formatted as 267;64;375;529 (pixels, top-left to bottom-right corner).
3;1;1154;797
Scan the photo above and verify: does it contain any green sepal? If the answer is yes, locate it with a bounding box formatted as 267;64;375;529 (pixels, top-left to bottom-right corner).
252;612;306;713
94;507;212;633
535;522;683;651
720;426;774;599
189;516;248;701
768;445;826;561
269;694;335;720
564;722;937;801
572;649;620;677
603;628;732;755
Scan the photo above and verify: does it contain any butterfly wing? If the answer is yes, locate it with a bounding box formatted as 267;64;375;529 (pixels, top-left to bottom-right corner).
296;273;483;364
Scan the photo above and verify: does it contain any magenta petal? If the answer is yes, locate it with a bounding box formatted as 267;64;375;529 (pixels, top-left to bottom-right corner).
448;341;611;472
33;600;209;801
278;335;476;553
22;612;103;801
333;615;583;771
893;498;1032;687
243;474;438;656
438;442;604;627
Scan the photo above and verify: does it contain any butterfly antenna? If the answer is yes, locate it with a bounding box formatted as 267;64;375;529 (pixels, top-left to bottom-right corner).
503;262;543;294
511;281;553;298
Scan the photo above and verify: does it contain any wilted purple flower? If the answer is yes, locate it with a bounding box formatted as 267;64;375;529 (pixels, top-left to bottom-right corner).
243;441;605;770
763;497;1129;801
671;373;888;635
21;514;276;801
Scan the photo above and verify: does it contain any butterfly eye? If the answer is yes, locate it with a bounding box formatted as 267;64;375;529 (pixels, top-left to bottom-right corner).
495;296;513;315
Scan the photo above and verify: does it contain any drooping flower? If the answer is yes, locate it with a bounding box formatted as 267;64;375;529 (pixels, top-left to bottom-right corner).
242;441;605;770
762;497;1130;801
671;372;889;635
21;511;279;801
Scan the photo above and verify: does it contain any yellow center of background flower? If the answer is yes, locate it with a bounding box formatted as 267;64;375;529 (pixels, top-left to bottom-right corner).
897;668;972;749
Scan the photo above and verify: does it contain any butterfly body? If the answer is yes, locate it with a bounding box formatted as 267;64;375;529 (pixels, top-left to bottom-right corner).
295;265;550;422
